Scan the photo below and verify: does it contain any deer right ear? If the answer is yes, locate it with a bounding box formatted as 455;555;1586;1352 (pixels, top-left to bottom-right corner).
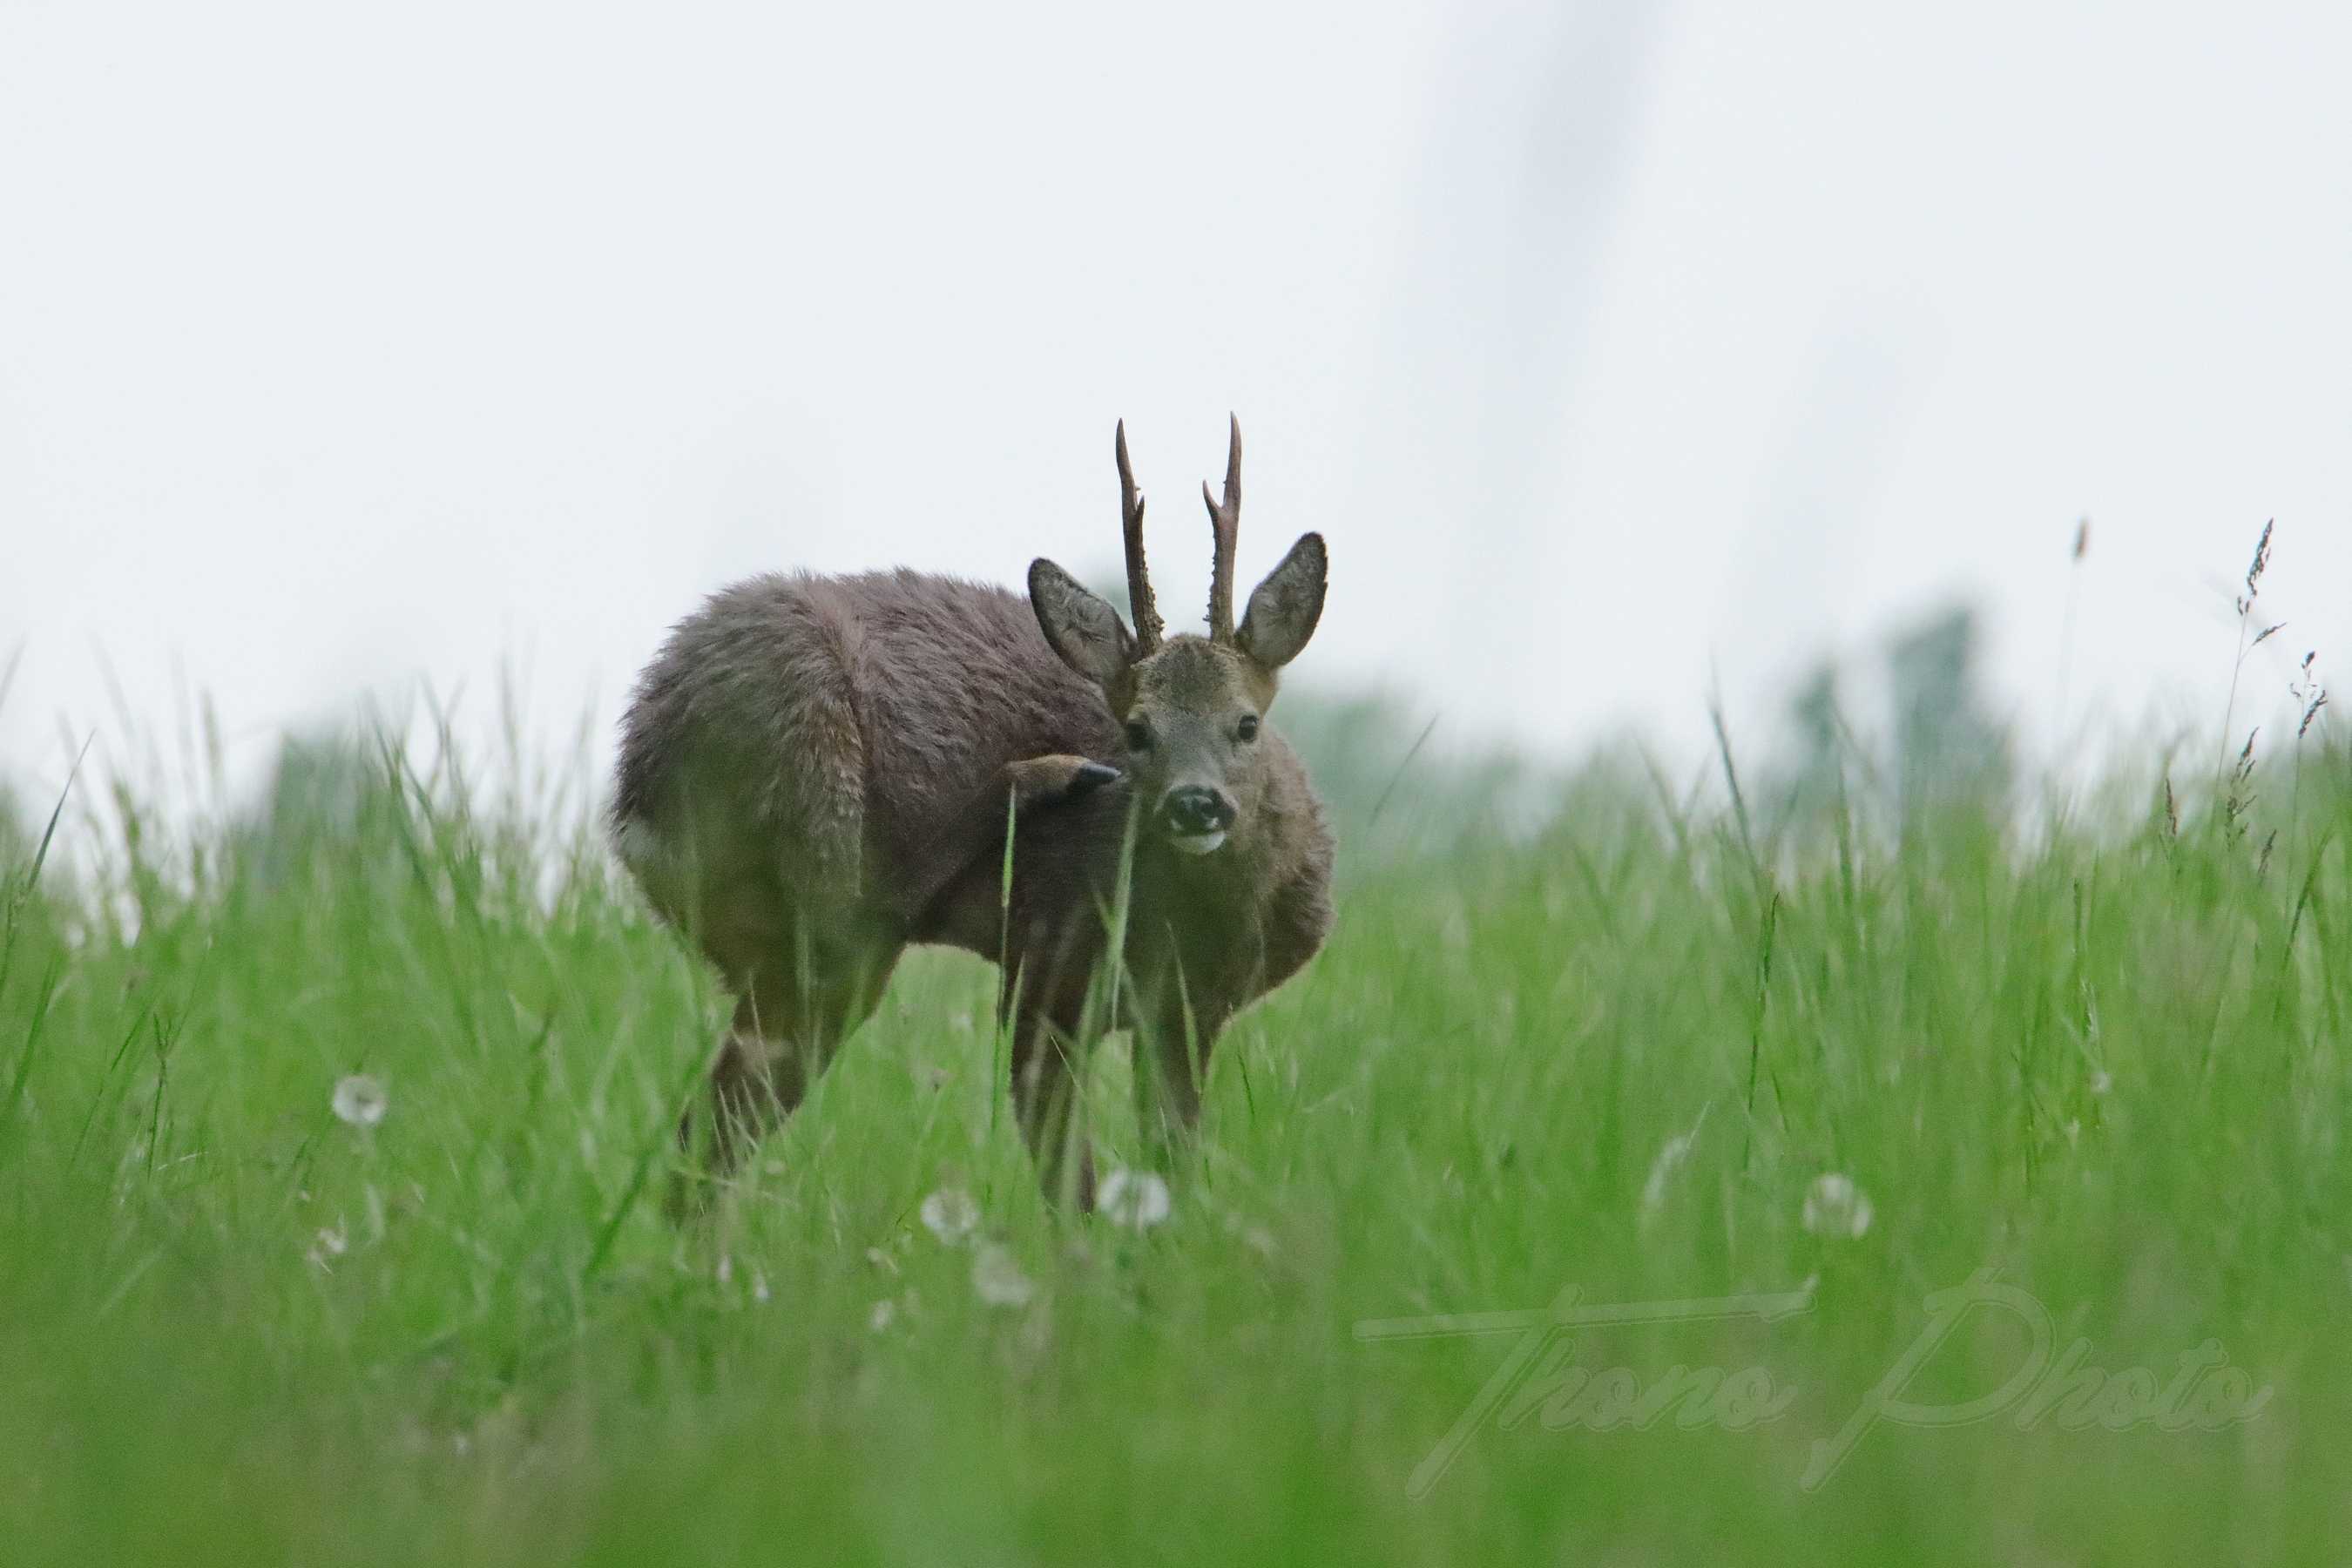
1029;558;1133;687
1236;532;1327;671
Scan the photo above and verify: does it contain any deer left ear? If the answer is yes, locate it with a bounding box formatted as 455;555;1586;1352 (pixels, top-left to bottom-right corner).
1236;532;1327;671
1029;558;1134;687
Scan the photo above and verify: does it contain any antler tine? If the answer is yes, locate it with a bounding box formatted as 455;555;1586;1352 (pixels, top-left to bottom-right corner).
1116;420;1163;654
1202;413;1242;641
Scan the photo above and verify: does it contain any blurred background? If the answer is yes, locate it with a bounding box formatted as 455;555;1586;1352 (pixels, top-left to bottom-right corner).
3;0;2346;822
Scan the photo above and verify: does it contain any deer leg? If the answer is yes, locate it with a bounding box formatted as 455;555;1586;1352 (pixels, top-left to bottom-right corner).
893;754;1121;929
1006;996;1098;1212
1134;993;1229;1172
672;932;898;1216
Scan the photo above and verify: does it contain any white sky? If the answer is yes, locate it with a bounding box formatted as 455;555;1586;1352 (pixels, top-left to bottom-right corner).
3;0;2346;813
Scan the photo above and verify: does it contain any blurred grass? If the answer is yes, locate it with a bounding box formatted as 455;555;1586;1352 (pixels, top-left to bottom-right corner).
0;702;2348;1565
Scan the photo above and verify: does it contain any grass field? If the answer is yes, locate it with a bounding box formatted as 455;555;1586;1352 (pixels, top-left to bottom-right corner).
1;701;2347;1565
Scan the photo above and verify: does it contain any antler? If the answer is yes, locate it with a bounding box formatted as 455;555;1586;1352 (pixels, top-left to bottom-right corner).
1202;413;1241;642
1116;420;1163;655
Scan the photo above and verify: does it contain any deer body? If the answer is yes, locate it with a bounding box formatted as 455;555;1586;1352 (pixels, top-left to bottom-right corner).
614;421;1333;1208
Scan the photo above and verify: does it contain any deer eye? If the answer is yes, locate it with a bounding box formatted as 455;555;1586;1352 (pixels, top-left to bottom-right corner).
1125;720;1152;752
1235;714;1260;742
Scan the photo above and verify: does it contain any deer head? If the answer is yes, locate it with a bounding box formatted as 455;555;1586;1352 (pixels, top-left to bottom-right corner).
1029;416;1327;856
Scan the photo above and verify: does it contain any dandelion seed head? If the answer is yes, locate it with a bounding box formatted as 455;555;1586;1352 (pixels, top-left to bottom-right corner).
331;1074;388;1129
970;1243;1036;1308
919;1187;980;1246
868;1298;896;1333
305;1220;348;1271
1801;1173;1874;1240
1095;1168;1172;1231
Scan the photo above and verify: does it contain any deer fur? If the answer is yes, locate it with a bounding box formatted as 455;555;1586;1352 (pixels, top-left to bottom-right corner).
612;418;1334;1211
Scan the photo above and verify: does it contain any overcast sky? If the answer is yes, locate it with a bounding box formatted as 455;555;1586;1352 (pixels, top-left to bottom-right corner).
3;0;2346;813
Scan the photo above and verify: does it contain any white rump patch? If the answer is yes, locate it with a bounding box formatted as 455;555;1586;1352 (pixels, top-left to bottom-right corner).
615;818;672;872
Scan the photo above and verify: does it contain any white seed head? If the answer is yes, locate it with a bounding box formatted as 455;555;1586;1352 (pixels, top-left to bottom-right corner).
919;1187;980;1246
970;1243;1036;1308
1801;1173;1874;1239
305;1220;348;1272
1096;1168;1173;1231
331;1074;389;1129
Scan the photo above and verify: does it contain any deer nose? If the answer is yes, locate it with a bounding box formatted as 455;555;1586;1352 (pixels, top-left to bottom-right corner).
1159;786;1235;837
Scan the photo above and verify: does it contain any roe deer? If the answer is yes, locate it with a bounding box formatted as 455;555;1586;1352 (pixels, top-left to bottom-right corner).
613;417;1334;1210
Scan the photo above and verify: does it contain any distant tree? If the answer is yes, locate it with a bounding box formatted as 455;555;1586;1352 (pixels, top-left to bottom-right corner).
1887;605;2011;813
1765;601;2013;837
231;729;395;889
0;781;24;871
1772;657;1846;827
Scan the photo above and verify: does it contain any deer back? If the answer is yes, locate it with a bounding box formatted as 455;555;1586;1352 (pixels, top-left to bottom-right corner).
613;568;1118;925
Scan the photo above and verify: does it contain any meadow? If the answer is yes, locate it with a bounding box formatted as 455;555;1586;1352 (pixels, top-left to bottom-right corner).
0;680;2346;1565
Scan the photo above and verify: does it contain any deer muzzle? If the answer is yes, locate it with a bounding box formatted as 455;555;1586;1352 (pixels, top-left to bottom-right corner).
1159;785;1236;854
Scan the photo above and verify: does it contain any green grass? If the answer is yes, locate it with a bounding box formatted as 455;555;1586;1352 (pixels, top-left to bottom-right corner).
1;724;2348;1565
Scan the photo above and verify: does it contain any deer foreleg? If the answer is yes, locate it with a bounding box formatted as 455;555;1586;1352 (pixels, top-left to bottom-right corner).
1004;990;1098;1213
1134;983;1233;1172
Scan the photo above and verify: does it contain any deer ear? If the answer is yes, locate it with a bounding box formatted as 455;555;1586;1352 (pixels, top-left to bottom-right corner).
1029;558;1133;686
1236;532;1327;671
